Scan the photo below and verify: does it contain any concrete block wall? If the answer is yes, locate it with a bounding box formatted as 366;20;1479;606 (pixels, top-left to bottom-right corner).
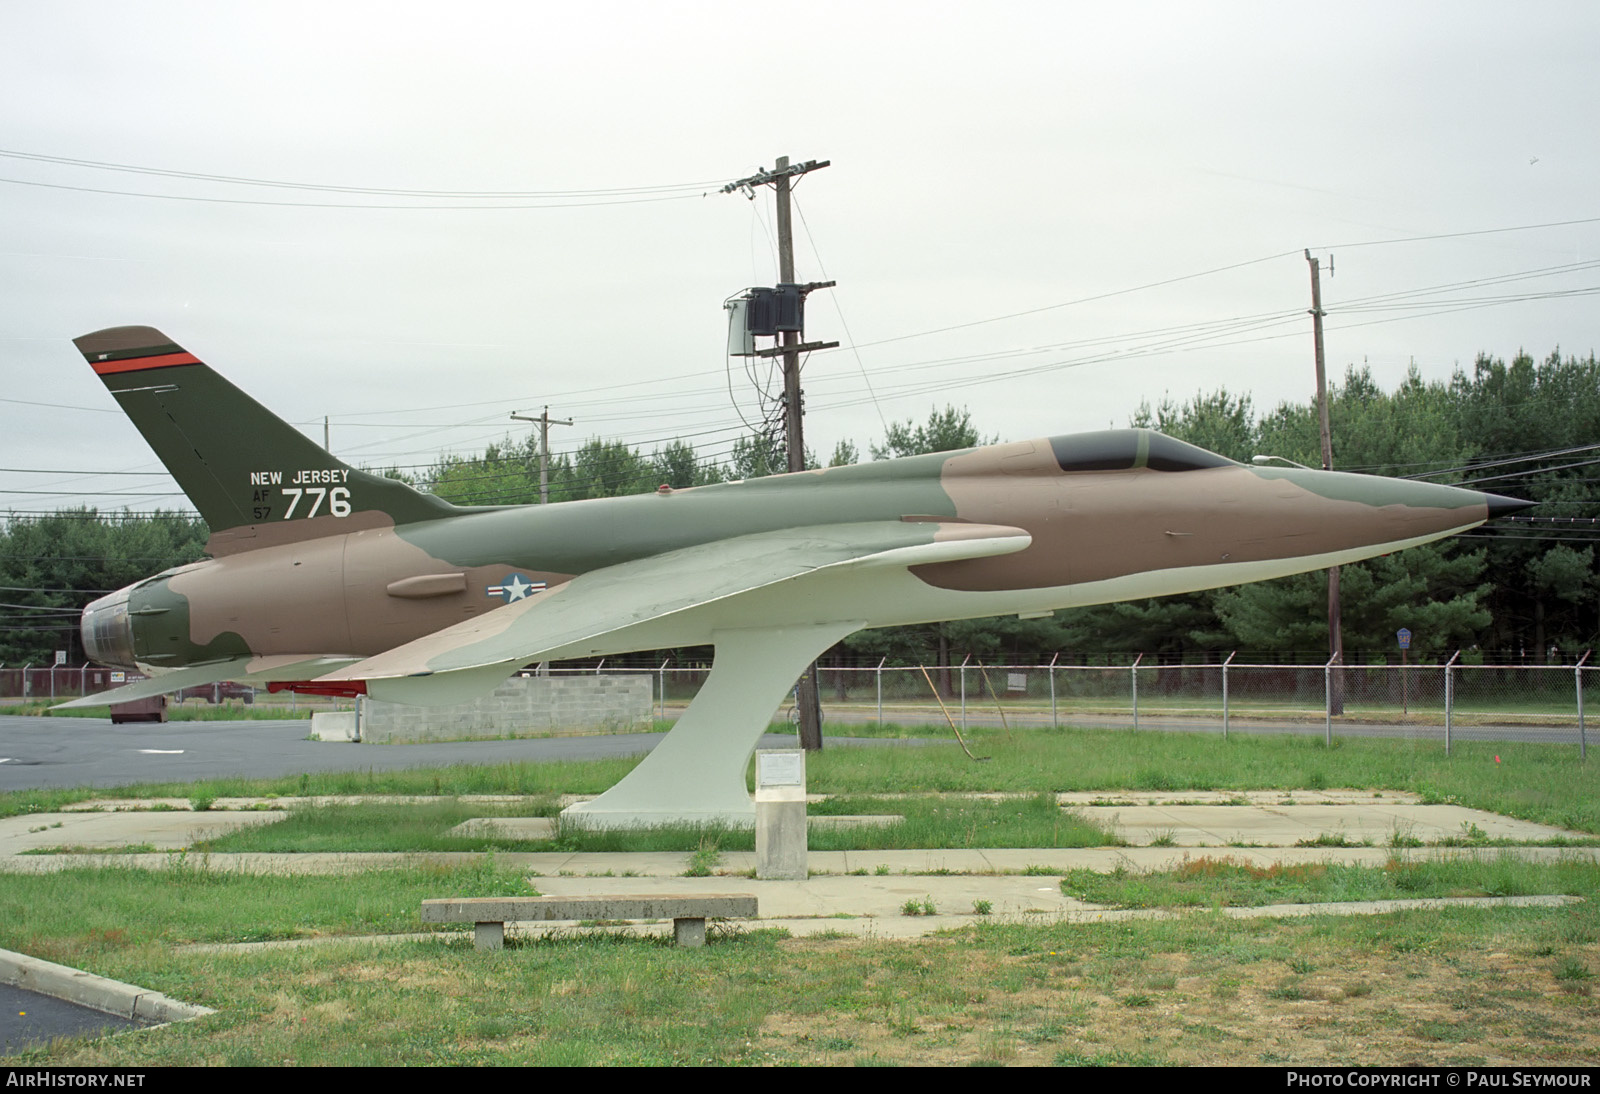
359;674;654;744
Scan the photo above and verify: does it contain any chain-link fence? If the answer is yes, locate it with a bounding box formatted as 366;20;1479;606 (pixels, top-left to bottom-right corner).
11;656;1597;754
1;665;124;701
533;656;1599;754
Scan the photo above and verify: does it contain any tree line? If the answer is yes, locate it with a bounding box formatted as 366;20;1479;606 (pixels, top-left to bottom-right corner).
410;405;990;505
2;351;1595;669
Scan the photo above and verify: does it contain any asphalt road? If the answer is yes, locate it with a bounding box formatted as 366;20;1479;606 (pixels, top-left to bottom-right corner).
0;707;1588;794
0;983;149;1055
0;716;930;792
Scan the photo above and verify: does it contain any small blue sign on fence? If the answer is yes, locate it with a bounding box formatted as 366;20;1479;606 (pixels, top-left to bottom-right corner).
1397;628;1412;650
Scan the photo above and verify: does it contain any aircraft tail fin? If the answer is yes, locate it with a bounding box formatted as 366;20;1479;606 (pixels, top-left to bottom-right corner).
75;326;461;555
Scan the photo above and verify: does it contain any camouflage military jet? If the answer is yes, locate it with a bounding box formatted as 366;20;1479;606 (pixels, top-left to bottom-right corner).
65;325;1526;824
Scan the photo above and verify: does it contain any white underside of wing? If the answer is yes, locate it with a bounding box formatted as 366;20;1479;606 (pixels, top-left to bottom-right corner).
340;521;1471;708
53;654;362;709
323;522;1031;700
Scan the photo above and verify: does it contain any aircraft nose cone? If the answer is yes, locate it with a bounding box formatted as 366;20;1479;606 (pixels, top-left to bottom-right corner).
1484;493;1535;518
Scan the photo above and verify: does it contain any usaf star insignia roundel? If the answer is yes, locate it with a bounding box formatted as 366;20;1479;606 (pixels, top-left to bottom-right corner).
487;573;547;603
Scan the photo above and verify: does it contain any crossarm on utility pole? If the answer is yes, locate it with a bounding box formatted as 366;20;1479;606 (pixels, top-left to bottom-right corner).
511;406;574;505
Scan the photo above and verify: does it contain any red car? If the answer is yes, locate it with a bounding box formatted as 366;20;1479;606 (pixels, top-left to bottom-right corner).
174;681;255;705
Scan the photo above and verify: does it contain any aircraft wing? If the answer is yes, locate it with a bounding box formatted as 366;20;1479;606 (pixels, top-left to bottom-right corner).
53;655;363;710
315;520;1030;705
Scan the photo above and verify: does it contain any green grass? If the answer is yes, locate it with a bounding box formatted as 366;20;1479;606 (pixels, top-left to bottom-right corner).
192;799;555;853
811;688;1595;725
3;719;1600;1065
803;728;1600;835
808;792;1117;850
4;887;1599;1066
188;792;1121;854
0;760;645;820
0;857;536;952
1061;854;1597;909
19;843;158;856
7;725;1600;835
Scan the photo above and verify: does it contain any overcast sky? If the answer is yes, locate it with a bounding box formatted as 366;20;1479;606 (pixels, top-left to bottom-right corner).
3;0;1598;513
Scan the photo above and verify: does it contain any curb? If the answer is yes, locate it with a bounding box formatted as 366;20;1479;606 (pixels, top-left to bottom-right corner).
0;947;214;1024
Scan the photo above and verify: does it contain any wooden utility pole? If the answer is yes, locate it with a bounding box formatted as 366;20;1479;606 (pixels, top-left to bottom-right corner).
773;157;807;475
510;406;573;505
721;154;831;749
774;156;824;750
1307;249;1344;714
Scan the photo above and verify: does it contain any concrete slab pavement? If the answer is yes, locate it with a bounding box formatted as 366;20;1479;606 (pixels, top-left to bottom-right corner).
1;792;1593;946
8;789;1583;855
4;844;1597;879
0;809;283;854
4;791;1594;1029
167;885;1584;948
6;748;1594;1047
1080;803;1571;846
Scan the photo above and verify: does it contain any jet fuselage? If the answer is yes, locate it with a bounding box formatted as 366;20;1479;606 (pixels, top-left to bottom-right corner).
83;427;1504;675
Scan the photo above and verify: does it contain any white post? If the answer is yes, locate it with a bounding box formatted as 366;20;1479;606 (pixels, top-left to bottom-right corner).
1324;653;1338;746
1131;653;1143;730
959;655;970;731
658;658;670;724
1577;651;1591;761
1223;651;1236;740
1049;652;1059;728
755;749;807;880
1445;650;1460;756
876;657;886;726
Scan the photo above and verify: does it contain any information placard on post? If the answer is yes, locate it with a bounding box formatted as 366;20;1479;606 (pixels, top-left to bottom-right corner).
755;749;807;879
755;750;807;802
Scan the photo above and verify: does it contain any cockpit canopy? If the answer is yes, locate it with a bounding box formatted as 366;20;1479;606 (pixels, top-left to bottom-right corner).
1048;429;1237;474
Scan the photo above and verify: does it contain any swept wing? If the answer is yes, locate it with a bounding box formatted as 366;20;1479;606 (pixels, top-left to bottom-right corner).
54;655;363;710
315;520;1031;705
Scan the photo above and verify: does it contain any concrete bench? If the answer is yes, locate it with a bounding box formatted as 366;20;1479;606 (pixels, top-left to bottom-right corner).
421;894;760;950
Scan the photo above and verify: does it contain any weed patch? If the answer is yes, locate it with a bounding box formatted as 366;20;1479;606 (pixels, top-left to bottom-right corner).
1062;855;1586;909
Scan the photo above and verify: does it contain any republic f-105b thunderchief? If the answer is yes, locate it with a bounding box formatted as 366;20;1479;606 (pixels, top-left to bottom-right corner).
66;325;1527;825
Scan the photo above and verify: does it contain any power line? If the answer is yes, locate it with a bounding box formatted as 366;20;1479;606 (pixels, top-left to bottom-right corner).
1337;287;1600;316
1459;533;1600;543
0;467;170;477
0;490;186;497
0;555;202;563
792;194;888;434
1408;443;1600;482
1454;457;1600;489
0;148;725;198
1316;214;1600;251
841;249;1304;351
0;175;712;211
0;586;114;594
802;288;1597;414
0;395;119;414
1329;259;1600;310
